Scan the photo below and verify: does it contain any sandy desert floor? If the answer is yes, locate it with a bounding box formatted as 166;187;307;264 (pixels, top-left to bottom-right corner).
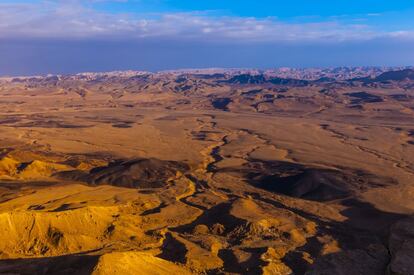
0;74;413;274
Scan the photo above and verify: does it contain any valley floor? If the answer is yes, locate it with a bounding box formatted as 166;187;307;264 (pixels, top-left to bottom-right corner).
0;77;413;274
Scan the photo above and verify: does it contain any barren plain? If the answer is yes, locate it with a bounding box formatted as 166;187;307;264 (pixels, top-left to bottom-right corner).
0;70;413;274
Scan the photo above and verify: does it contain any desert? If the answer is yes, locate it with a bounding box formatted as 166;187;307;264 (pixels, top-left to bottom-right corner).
0;68;412;274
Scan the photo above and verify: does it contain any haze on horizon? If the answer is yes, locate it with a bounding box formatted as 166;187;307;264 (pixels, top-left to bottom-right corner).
1;0;414;76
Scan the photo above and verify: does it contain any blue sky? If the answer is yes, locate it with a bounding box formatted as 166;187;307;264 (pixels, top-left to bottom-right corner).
0;0;414;75
92;0;413;18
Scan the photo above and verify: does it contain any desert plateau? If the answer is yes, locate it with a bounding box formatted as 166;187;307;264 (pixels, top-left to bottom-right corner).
0;68;411;274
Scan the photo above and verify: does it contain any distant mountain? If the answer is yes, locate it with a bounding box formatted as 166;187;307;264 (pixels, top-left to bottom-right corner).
226;74;267;84
350;69;414;84
3;67;414;85
176;67;405;81
375;69;414;82
0;67;414;84
262;66;411;81
225;74;309;86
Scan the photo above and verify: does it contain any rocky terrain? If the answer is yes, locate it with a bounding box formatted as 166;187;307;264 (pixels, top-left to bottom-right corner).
0;68;413;274
156;66;413;81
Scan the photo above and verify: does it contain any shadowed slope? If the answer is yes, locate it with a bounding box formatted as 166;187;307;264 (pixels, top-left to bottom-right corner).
57;158;189;188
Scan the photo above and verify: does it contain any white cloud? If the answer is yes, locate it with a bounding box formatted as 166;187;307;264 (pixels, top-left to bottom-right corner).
0;1;411;43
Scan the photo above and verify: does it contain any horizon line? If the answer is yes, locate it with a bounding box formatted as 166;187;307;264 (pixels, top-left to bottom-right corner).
1;65;413;78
